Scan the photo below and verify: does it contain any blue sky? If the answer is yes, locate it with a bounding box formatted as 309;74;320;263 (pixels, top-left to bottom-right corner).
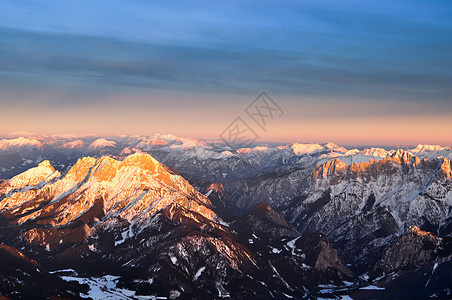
0;1;451;145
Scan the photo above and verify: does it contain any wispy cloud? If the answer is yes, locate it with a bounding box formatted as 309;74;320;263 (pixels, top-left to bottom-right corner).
0;25;451;103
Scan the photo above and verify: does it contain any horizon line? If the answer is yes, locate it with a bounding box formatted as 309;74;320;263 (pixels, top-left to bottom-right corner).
1;132;451;149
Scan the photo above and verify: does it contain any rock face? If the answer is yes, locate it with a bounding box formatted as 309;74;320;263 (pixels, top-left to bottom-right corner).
222;152;452;272
368;226;452;300
197;182;239;215
0;244;85;299
233;202;299;242
296;233;353;277
373;226;450;275
227;203;353;295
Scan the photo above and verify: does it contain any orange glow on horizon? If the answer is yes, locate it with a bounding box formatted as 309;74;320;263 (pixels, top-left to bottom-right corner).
1;92;451;147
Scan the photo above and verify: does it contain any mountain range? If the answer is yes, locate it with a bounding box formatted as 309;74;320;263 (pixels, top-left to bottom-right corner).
0;134;451;299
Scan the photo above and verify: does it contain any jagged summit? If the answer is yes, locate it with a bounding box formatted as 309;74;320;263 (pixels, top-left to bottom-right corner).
389;148;414;164
359;147;388;157
312;158;348;178
0;153;217;229
290;142;349;156
0;160;59;196
411;144;451;153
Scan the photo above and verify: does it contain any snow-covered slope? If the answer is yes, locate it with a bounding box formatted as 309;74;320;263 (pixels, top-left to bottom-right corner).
60;139;84;149
409;144;452;159
291;143;325;155
225;149;452;271
0;153;217;230
88;138;117;150
0;137;43;151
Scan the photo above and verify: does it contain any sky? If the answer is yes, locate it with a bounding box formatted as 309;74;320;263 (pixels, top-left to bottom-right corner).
0;0;451;146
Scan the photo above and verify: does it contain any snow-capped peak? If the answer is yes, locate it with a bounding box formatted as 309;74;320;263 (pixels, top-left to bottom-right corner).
291;143;324;155
359;147;389;158
410;144;451;153
237;146;269;154
2;160;60;194
60;140;84;149
88;138;117;149
324;142;339;149
0;153;216;227
0;137;43;150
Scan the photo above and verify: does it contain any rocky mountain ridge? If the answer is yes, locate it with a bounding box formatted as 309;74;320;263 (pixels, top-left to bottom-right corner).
0;153;355;299
0;134;451;298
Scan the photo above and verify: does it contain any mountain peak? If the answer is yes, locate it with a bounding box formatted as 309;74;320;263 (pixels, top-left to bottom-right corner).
291;143;324;155
324;142;339;148
38;160;53;169
359;147;389;157
312;158;348;178
390;149;413;162
60;140;84;149
1;153;215;228
4;160;59;192
0;137;43;151
122;152;160;166
411;144;451;153
88;138;117;149
237;146;269;154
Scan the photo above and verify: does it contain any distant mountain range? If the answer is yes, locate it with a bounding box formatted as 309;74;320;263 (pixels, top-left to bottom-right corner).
0;135;451;299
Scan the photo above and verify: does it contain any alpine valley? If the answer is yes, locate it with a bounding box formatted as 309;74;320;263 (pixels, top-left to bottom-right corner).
0;135;451;299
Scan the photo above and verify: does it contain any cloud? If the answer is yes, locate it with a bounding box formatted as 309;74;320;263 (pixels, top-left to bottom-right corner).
0;1;451;102
0;25;451;105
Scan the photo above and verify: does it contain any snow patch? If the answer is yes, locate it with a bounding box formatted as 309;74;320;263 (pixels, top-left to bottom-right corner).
359;285;385;290
115;224;133;246
271;247;282;254
217;219;230;227
169;290;180;299
61;275;137;299
193;266;205;281
49;268;76;274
